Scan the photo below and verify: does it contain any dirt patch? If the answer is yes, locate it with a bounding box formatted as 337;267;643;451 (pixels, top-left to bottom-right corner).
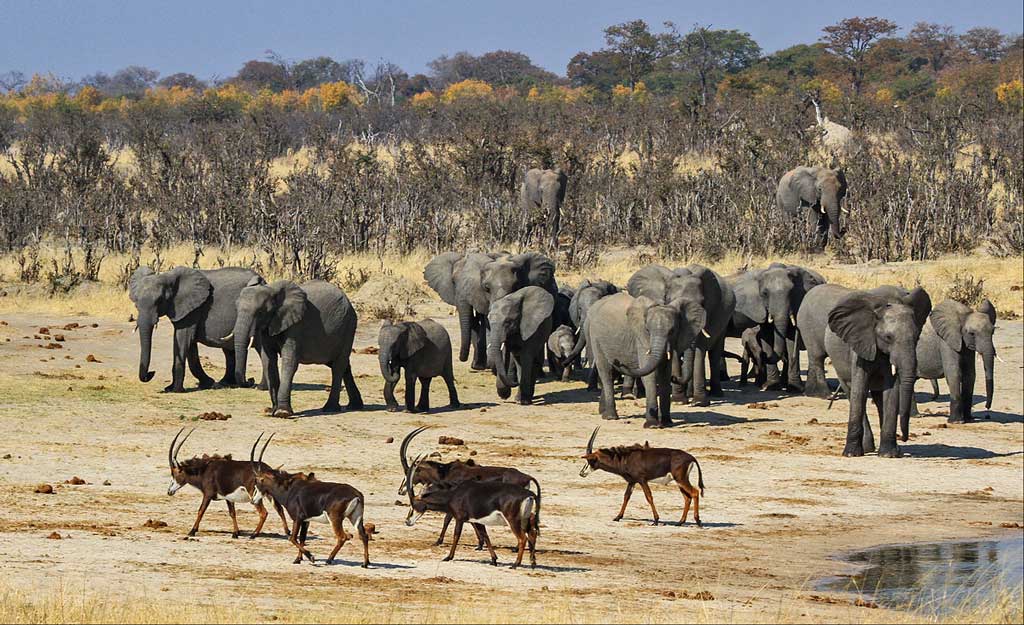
350;274;427;320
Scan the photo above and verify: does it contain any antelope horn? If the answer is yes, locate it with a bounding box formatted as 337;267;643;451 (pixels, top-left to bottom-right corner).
169;427;185;469
399;426;430;477
257;432;275;466
250;432;264;472
173;428;194;468
586;426;599;455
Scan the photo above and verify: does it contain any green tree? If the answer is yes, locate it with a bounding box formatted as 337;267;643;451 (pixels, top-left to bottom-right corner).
820;16;899;94
602;19;666;87
662;24;761;104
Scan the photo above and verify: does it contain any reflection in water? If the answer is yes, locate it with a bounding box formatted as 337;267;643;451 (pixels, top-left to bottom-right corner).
820;535;1023;614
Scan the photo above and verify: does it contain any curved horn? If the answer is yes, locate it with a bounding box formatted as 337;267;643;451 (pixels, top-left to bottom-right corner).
173;428;194;468
406;457;420;509
250;432;264;472
586;426;599;455
257;432;275;466
399;426;430;494
169;427;185;469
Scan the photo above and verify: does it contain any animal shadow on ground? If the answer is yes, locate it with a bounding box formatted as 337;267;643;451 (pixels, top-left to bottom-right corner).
673;411;782;428
446;557;589;573
900;444;1023;460
537;386;598;405
321;558;414;570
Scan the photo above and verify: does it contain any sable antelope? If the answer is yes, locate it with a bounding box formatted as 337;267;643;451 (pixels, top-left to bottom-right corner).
579;427;704;527
405;461;540;569
166;428;289;539
250;433;370;567
399;427;535;547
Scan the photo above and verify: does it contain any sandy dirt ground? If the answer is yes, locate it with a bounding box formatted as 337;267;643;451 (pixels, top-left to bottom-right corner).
0;299;1020;622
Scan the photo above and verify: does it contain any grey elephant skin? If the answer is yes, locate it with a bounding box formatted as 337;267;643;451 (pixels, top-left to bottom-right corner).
520;168;567;250
776;166;847;247
378;319;460;413
424;251;556;371
627;264;734;407
916;299;997;423
129;266;263;392
799;284;932;457
569;279;618;388
546;324;577;382
580;292;704;428
487;286;554;405
728;263;826;391
230;279;363;418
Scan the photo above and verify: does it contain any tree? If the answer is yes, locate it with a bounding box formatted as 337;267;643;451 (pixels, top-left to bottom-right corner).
82;66;159;98
663;23;761;105
907;22;960;72
233;59;289;91
428;50;555;89
820;16;899;94
602;20;665;87
0;70;27;93
567;50;623;91
290;56;353;91
158;73;206;91
961;27;1009;62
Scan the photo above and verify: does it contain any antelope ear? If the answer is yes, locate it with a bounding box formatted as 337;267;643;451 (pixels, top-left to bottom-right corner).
400;323;429;359
269;281;307;336
828;293;885;361
519;287;555;341
978;299;996;326
128;266;155;302
168;267;212;322
929;300;967;353
904;288;933;329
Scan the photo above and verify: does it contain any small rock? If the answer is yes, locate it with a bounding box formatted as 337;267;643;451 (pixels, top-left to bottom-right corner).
102;480;111;486
90;323;98;328
38;327;50;335
85;354;100;363
142;519;168;529
438;436;465;446
479;408;487;413
394;500;405;506
355;346;379;355
806;418;818;424
46;532;62;540
34;484;54;494
63;323;80;330
854;598;879;609
2;454;11;459
469;450;477;456
54;334;65;342
197;411;231;421
384;437;394;444
65;476;86;485
999;522;1022;529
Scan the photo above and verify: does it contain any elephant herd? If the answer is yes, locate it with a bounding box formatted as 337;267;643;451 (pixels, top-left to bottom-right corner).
128;248;998;459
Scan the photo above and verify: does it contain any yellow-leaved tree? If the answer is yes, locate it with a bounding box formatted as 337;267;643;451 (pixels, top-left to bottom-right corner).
441;79;493;103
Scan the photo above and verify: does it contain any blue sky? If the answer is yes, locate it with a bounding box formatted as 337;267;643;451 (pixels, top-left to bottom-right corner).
3;0;1022;82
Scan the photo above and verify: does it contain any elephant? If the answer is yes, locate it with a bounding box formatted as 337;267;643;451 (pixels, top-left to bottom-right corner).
574;292;704;428
129;266;263;392
735;326;771;386
423;251;556;372
546;324;577;382
487;286;554;405
728;263;827;391
626;264;734;407
916;299;997;423
568;279;618;387
228;278;363;418
520;168;568;251
776;166;847;248
803;284;932;457
378;318;460;413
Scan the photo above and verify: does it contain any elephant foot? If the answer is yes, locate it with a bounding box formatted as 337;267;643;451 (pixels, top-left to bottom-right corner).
709;388;724;398
600;413;620;421
842;443;865;457
661;418;674;428
416;404;431;413
197;377;216;390
804;383;833;399
163;384;186;393
877;444;902;458
449;401;462;410
643;420;663;429
321;402;342;413
386;404;402;413
256;382;268;391
671;392;688;403
272;408;294;419
497;386;512;400
517;398;533;406
785;381;804;393
691;398;710;408
346;398;365;411
761;380;786;392
470;362;489;372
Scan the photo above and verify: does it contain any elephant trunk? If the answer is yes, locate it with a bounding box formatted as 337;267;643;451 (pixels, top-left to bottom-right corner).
232;312;256;388
981;343;995;410
457;303;473;363
379;346;401;384
137;311;157;383
620;333;669;378
825;193;843;239
895;351;917;442
489;329;518;388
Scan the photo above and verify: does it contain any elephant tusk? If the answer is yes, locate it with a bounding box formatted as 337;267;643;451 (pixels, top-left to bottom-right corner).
701;329;710;338
132;325;138;334
841;207;849;214
767;314;773;324
790;314;797;326
996;354;1005;364
221;332;234;342
249;336;255;349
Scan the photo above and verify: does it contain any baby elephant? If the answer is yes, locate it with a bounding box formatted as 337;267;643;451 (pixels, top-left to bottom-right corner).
379;319;460;413
546;324;577;382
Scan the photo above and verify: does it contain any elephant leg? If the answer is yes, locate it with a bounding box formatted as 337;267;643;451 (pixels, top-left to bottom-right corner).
384;375;400;412
657;360;673;427
187;342;215;389
842;359;870;457
878;372;901;458
866;390;884;455
517;351;537;405
261;349;280;410
404;370;417;412
961;356;976;423
273;344;298;417
322;359;345;412
785;334;803;391
587;365;599;391
470;318;489;371
739;352;750;385
218;348;236;386
804;348;831;398
342;365;363;410
671;350;686;402
930;378;940;400
164;328;192;392
443;359;460;409
417;377;432;412
708;339;725;398
642;371;661;428
598;364;619;420
691;346;709;407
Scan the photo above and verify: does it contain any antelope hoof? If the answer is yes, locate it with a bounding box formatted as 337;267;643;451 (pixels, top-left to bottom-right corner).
326;558;334;565
231;532;239;539
612;516;622;522
490;558;497;566
650;520;659;526
292;557;302;564
249;533;259;540
361;562;369;569
187;529;197;537
442;555;453;562
696;519;703;528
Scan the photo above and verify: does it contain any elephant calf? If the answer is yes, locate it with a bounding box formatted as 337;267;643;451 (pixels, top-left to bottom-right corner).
378;319;460;413
916;299;997;423
546;324;577;382
229;278;363;418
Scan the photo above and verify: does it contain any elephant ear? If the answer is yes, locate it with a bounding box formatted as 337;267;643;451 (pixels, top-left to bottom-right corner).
516;252;556;291
828;292;886;361
929;299;968;353
675;299;707;349
626;265;670;301
519;287;554;341
903;288;933;330
423;252;463;306
246;275;265;288
733;273;767;324
626;295;656;334
457;254;492;314
400;322;429;359
269;281;307;336
978;299;996;326
128;266;155;303
690;264;723;318
568;289;584;324
167;267;212;322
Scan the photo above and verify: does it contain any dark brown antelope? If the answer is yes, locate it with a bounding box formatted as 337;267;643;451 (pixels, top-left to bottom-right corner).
399;427;535;548
579;427;705;527
250;433;370;567
405;461;541;568
166;428;290;539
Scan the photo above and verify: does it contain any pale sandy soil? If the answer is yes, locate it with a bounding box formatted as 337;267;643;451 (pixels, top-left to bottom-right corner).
0;299;1020;622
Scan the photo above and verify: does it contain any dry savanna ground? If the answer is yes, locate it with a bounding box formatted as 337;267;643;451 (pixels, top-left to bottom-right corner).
0;250;1021;623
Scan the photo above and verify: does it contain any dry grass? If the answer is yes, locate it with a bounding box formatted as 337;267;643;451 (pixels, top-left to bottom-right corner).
0;244;1020;320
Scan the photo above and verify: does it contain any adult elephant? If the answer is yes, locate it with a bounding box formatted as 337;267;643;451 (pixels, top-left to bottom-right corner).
627;264;734;407
487;286;554;405
576;292;704;428
798;284;931;456
423;251;556;371
569;279;619;389
916;299;997;423
129;266;263;392
520;168;568;251
227;278;363;417
728;263;826;391
776;166;847;248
